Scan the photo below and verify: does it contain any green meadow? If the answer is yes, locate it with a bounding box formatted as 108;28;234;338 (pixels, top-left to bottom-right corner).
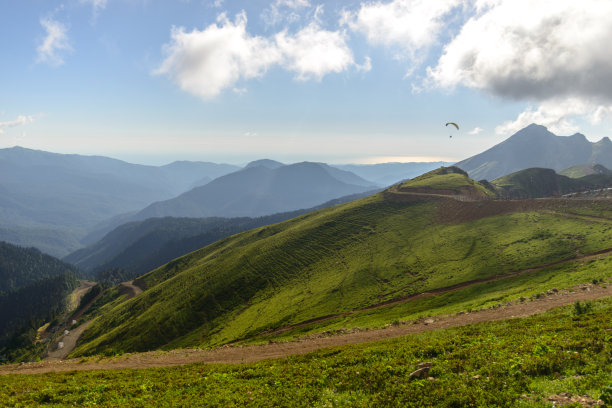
1;297;611;407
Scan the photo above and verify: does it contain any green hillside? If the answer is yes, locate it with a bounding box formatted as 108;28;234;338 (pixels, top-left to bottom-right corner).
69;168;612;357
559;164;612;178
64;191;376;278
492;167;612;198
0;241;80;294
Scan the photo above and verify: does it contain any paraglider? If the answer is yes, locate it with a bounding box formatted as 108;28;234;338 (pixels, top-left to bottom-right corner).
445;122;459;130
445;122;459;138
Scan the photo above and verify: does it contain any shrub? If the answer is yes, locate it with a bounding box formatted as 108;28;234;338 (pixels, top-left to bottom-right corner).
572;301;593;316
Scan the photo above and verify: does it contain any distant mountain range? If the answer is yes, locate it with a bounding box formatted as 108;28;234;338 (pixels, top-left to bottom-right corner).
0;147;239;256
456;124;612;181
5;123;612;258
131;161;377;221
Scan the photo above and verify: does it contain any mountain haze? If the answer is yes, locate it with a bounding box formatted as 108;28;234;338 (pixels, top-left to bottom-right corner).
0;147;239;256
334;162;452;186
456;124;612;181
244;159;285;169
133;162;377;220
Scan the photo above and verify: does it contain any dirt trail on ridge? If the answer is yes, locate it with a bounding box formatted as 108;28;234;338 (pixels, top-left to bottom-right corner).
2;281;610;375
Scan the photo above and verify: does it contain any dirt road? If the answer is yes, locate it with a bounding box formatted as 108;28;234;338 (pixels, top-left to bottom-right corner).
2;282;610;375
44;321;93;360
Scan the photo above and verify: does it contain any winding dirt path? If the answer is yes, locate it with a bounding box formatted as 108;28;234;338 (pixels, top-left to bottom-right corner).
2;281;610;375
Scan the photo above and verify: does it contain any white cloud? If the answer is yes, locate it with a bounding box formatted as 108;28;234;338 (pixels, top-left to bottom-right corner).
155;13;282;100
495;98;612;136
343;0;461;69
156;12;357;98
276;23;354;81
428;0;612;102
425;0;612;135
36;17;72;66
468;127;483;135
0;115;34;135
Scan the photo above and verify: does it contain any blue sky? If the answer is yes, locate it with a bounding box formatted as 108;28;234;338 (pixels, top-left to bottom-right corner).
1;0;611;165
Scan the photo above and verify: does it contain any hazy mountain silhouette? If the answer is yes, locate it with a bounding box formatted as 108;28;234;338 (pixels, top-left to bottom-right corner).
0;147;239;256
133;162;377;220
456;124;612;181
244;159;285;169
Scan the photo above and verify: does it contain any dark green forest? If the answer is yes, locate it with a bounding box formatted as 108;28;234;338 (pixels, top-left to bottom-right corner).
0;242;81;362
0;242;80;294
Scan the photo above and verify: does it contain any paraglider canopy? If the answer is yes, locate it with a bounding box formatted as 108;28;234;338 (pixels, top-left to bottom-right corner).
445;122;459;130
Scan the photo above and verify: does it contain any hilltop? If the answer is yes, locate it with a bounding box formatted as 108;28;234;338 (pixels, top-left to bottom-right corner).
390;166;496;199
67;167;612;356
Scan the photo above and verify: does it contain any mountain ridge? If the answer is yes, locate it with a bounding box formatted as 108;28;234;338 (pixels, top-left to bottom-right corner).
132;161;377;220
0;147;240;256
456;124;612;181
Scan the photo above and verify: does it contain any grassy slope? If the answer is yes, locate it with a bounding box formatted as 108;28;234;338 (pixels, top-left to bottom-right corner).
71;170;612;357
493;167;612;198
249;253;612;343
560;164;612;178
3;297;611;407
